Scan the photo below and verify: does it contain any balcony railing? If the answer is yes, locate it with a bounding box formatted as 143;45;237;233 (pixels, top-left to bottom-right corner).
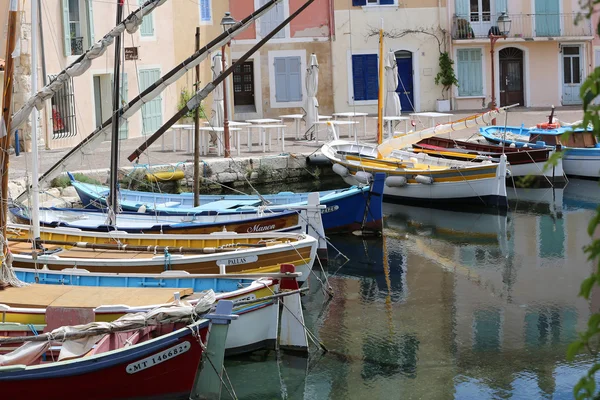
452;13;592;40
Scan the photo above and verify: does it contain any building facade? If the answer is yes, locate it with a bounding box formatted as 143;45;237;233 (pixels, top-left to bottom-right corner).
0;0;180;150
449;0;593;110
331;0;449;114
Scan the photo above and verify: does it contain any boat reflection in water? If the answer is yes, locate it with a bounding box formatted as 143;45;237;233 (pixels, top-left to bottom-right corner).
224;179;598;398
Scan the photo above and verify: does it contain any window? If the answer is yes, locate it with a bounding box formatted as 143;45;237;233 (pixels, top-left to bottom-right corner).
351;54;379;102
259;0;285;39
274;57;302;103
199;0;212;24
469;0;491;22
49;75;78;139
457;49;483;97
62;0;94;56
139;0;154;37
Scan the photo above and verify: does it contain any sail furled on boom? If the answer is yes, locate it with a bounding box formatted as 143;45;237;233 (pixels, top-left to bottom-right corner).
376;107;508;158
10;0;169;131
17;0;283;201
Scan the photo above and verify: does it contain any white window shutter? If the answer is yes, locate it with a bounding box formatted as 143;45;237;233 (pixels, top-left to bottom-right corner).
287;57;302;101
274;58;288;102
62;0;71;57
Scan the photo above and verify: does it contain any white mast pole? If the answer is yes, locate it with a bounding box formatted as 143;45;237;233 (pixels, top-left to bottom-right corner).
30;0;41;243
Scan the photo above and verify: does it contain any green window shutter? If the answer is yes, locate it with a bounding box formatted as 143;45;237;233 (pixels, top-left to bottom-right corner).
86;0;95;47
457;49;483;96
139;0;154;37
62;0;71;56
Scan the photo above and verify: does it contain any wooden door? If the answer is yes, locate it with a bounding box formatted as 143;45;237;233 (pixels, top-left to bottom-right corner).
395;51;414;112
233;62;255;106
499;48;524;107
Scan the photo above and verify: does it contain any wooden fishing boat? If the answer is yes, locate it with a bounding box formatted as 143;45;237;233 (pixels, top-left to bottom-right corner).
479;124;600;178
412;137;566;186
0;299;235;399
5;225;317;284
66;172;386;234
323;140;508;209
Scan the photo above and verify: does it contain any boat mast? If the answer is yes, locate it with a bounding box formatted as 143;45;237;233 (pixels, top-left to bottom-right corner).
108;0;125;225
0;0;19;241
377;20;385;145
30;0;41;246
193;27;201;207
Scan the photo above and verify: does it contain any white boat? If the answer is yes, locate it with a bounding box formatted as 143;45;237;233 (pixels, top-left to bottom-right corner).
322;140;508;209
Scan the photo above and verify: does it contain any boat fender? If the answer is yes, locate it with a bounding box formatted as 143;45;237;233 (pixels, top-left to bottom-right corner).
415;175;434;185
535;141;546;147
332;163;350;178
523;143;529;148
354;171;373;184
509;142;516;148
385;176;407;187
137;204;147;213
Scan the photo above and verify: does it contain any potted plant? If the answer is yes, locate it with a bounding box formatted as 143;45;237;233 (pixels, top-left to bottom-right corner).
178;88;203;124
434;52;458;112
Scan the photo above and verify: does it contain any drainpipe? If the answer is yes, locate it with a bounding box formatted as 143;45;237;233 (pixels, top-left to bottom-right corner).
329;0;335;41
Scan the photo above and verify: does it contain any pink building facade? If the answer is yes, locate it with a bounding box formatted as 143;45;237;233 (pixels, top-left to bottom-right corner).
228;0;334;119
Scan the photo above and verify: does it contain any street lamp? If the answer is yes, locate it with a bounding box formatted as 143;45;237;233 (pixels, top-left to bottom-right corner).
220;12;237;158
489;11;511;124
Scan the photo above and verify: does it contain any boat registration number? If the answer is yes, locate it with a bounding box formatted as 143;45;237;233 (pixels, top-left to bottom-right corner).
321;205;339;214
126;341;191;374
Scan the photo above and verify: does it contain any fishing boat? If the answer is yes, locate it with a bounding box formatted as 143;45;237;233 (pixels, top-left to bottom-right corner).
323;139;509;209
479;124;600;178
0;299;235;399
66;172;386;234
412;137;566;186
6;225;317;284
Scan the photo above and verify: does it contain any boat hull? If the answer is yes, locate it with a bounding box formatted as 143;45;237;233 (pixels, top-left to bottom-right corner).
70;177;384;233
479;126;600;178
0;320;209;400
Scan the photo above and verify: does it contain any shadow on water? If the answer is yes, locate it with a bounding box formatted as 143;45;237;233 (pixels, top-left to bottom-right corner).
225;179;600;399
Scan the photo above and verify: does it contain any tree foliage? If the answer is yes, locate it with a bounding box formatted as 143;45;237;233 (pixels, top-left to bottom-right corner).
569;2;600;399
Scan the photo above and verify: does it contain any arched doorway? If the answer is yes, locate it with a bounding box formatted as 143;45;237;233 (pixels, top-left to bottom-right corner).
395;50;414;112
499;48;524;107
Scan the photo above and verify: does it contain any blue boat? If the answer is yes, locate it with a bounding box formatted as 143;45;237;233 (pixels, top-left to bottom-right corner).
479;125;600;178
67;172;386;233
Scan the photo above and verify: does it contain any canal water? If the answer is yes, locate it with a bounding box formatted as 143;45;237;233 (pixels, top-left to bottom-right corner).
223;178;599;399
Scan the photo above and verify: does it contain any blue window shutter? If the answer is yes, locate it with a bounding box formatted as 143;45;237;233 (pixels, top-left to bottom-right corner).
140;0;154;36
287;57;302;101
86;0;94;46
364;55;379;100
352;55;366;101
200;0;211;22
274;58;288;102
62;0;71;56
352;0;367;5
495;0;507;15
380;0;395;5
456;0;469;17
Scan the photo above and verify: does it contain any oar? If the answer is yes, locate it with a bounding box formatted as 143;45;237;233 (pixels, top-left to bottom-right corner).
9;238;267;254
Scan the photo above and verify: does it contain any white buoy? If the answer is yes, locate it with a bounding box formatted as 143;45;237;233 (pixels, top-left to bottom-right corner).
385;176;407;187
354;171;373;184
415;175;433;184
332;163;350;178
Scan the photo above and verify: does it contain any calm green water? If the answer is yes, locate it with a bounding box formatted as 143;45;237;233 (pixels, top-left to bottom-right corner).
223;179;600;400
